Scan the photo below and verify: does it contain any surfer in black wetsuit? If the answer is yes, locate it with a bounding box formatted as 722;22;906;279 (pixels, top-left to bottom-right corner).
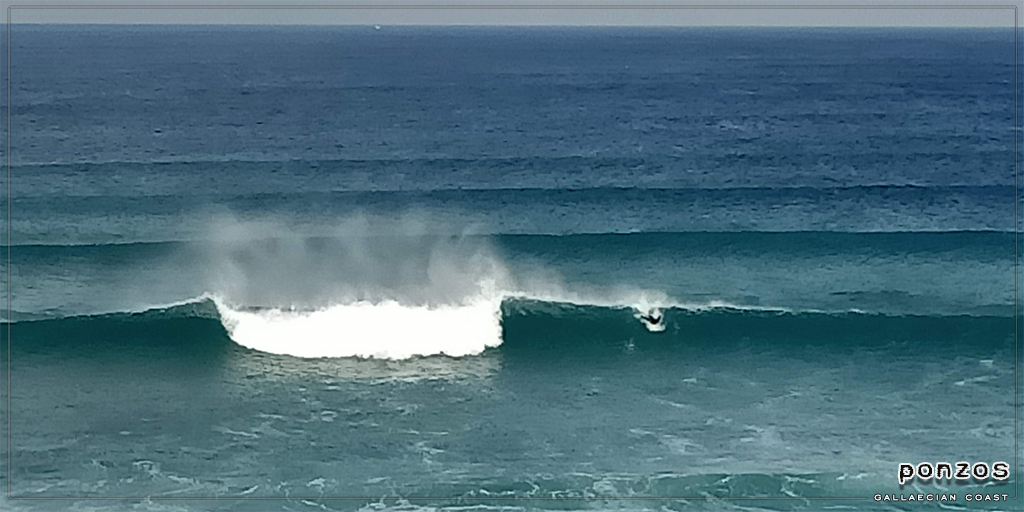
640;309;662;326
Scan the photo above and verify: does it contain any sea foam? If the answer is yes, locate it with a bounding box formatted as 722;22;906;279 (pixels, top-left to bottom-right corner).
214;297;504;359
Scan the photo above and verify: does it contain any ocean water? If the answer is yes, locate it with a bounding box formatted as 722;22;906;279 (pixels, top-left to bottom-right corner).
1;26;1021;511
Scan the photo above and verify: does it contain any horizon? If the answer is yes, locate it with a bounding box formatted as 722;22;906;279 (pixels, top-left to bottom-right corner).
3;22;1018;28
2;2;1017;28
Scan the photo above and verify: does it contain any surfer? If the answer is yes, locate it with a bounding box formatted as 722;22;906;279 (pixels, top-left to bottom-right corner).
639;308;662;326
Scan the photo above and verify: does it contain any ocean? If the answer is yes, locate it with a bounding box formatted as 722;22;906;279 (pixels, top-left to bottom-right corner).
1;25;1020;510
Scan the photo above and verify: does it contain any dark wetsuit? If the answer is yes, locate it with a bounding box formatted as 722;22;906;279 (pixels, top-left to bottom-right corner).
641;313;662;325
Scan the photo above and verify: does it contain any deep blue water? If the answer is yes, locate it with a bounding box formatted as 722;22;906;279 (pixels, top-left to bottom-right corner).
0;25;1020;511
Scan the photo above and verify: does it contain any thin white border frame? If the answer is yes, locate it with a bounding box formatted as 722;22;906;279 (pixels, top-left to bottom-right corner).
3;3;1019;503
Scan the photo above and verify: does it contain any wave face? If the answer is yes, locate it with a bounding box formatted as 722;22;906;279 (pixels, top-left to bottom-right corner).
9;298;1015;361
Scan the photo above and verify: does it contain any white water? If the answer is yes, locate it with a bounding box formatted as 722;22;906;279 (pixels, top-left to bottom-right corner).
214;297;504;359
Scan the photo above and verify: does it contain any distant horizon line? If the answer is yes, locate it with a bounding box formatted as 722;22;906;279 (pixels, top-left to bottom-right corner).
2;22;1016;28
3;4;1014;28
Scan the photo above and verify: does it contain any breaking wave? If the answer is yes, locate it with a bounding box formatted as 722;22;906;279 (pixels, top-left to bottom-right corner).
6;296;1014;361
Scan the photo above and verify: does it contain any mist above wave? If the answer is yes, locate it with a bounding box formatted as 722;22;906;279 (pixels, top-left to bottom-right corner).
201;214;513;309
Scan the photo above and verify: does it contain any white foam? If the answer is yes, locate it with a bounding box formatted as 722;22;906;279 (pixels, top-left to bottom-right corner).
213;297;503;359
